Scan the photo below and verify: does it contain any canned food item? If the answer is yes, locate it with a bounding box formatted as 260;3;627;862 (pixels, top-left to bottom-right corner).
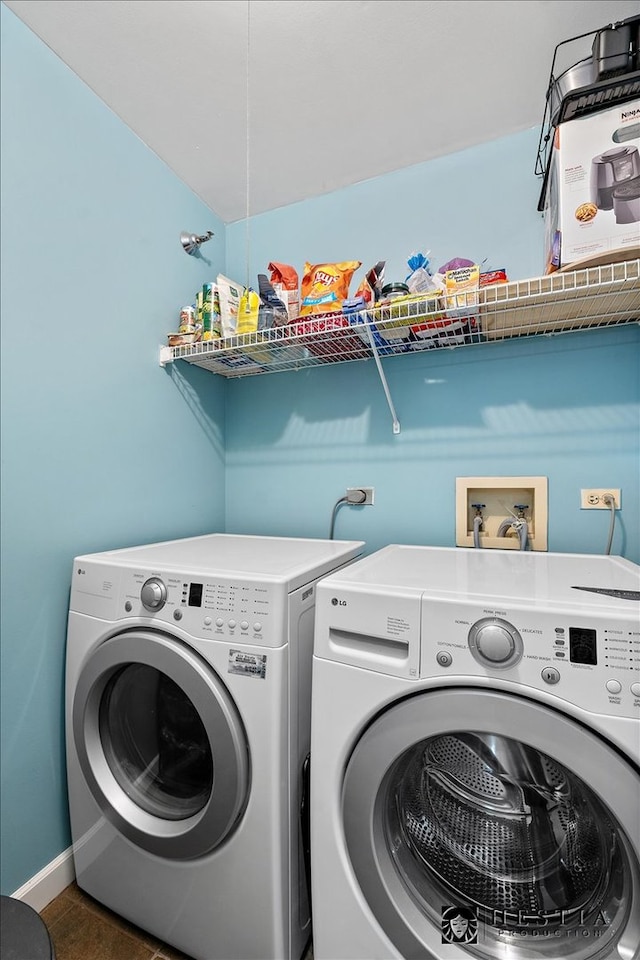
179;305;197;333
202;282;222;341
381;282;410;300
167;331;198;347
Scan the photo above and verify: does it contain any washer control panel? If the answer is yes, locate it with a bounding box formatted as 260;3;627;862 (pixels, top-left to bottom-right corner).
425;599;640;718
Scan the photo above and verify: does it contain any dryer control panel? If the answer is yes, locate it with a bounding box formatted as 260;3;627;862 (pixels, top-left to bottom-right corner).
70;560;289;648
425;598;640;719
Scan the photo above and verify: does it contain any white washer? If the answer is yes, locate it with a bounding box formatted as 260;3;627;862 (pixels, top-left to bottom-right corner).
310;545;640;960
66;533;364;960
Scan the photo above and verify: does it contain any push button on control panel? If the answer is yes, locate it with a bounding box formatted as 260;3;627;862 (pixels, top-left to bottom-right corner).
541;666;560;685
606;679;622;695
436;651;453;667
631;682;640;698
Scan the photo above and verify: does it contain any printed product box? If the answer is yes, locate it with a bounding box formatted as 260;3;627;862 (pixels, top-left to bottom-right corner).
544;99;640;272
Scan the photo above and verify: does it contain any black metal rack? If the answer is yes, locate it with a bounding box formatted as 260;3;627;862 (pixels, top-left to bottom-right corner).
536;14;640;213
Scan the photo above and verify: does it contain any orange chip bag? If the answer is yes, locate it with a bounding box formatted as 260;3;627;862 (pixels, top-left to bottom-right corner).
299;261;361;317
268;261;299;291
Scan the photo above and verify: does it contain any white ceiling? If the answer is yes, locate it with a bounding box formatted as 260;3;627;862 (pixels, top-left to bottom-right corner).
4;0;640;222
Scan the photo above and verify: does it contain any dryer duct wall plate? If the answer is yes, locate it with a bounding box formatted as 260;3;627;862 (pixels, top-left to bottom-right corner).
455;476;549;551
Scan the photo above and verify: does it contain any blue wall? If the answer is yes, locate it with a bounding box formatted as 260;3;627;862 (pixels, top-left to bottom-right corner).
223;138;639;561
0;6;227;895
222;327;639;557
2;2;639;899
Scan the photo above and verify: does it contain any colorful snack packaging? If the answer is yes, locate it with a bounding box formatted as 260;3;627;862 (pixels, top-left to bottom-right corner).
236;287;261;336
216;274;243;338
444;264;480;316
268;261;300;321
268;261;298;290
201;283;221;341
479;268;508;286
354;260;386;308
257;274;289;327
299;260;362;318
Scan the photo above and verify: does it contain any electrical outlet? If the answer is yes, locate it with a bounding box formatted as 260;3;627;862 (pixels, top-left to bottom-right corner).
347;486;375;505
580;489;621;509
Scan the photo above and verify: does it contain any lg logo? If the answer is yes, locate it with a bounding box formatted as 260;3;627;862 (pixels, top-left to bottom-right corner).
331;597;347;606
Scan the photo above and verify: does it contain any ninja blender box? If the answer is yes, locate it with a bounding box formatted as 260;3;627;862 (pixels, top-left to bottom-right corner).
544;99;640;273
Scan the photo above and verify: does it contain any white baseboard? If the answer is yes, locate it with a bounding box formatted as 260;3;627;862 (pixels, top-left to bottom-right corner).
11;847;76;912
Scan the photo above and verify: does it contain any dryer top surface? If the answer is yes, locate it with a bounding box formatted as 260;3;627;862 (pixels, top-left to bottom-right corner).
319;545;640;610
74;534;364;587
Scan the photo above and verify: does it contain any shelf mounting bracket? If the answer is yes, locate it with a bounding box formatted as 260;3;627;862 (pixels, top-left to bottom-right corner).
363;324;401;434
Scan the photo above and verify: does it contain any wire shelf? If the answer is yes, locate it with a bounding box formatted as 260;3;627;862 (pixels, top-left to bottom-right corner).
159;259;640;378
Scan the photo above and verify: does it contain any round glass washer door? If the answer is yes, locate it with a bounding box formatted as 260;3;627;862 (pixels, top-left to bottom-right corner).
342;688;640;960
73;630;250;860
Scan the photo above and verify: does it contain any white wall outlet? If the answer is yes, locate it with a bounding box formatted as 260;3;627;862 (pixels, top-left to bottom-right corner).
580;489;621;509
347;486;374;505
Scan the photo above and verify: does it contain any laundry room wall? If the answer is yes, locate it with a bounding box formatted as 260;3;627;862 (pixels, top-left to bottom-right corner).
224;137;640;563
2;0;640;907
0;5;227;896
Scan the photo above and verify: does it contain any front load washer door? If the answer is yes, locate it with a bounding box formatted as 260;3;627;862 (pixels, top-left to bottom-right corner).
342;688;640;960
73;630;250;859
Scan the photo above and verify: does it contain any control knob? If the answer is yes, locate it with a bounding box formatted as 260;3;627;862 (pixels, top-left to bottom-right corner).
141;577;167;611
468;617;523;668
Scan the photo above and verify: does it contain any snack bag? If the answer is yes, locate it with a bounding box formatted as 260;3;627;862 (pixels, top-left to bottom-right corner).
216;274;243;338
236;287;261;336
257;274;289;327
444;263;480;316
268;261;298;290
268;261;300;321
299;260;362;318
479;268;508;286
354;260;386;308
405;251;441;294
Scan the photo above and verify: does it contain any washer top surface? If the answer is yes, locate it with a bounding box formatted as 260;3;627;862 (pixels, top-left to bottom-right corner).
320;544;640;609
74;533;364;587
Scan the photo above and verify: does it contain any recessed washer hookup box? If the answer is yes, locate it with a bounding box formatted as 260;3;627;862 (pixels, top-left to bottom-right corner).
544;99;640;272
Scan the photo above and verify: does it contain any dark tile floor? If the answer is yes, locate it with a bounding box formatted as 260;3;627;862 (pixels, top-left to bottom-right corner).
39;883;314;960
40;883;191;959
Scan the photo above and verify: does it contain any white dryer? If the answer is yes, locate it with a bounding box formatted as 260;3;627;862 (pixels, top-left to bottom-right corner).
65;533;363;960
310;545;640;960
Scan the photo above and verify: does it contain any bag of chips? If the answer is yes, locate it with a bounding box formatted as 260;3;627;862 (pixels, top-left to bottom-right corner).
299;261;362;317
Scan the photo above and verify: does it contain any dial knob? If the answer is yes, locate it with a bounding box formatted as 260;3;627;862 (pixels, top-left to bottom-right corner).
468;617;523;668
140;577;167;611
